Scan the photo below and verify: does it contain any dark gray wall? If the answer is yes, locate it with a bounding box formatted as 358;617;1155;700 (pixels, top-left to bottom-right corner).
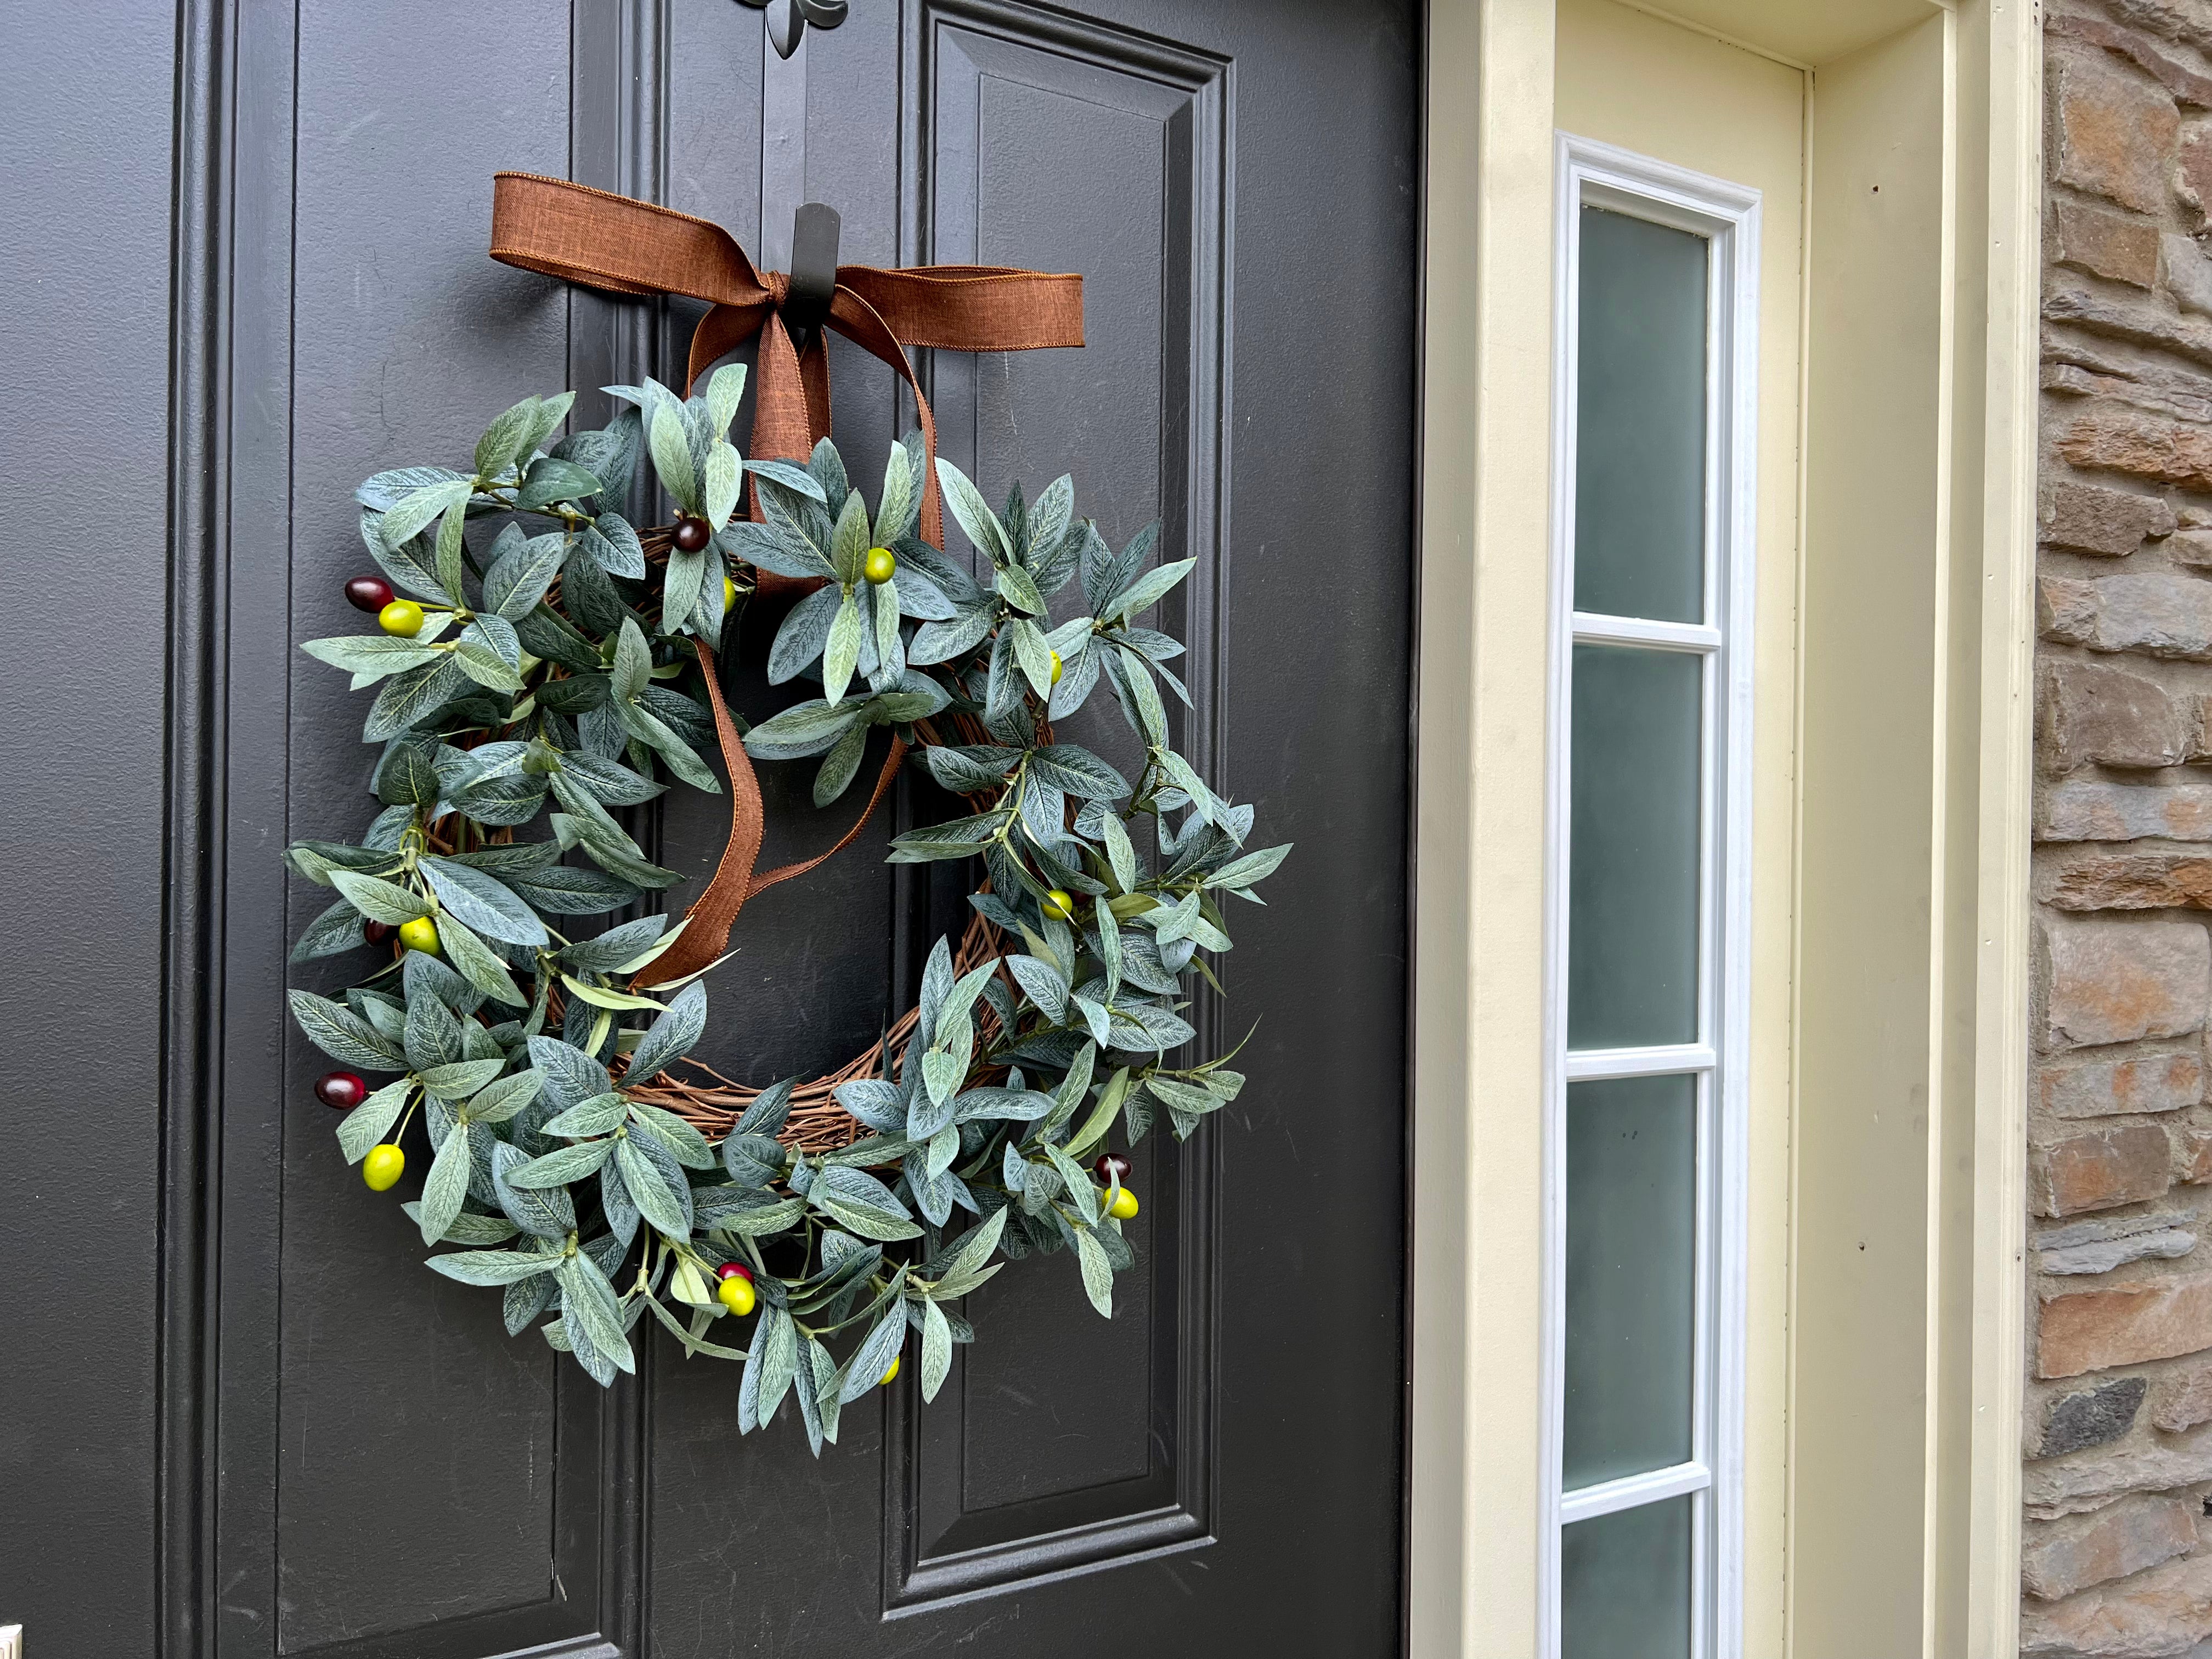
0;0;177;1648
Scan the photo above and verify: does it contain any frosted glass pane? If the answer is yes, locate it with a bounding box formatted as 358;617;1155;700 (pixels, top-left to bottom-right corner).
1575;205;1708;624
1567;645;1701;1049
1561;1497;1695;1659
1564;1074;1697;1488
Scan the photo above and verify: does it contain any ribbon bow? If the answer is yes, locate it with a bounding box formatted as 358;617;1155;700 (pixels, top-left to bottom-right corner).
486;172;1085;991
489;172;1085;548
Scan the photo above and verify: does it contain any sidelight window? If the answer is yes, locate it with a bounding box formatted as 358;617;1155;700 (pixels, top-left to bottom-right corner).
1543;136;1760;1659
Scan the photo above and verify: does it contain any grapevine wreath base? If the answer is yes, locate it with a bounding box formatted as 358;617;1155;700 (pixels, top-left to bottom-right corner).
285;371;1288;1449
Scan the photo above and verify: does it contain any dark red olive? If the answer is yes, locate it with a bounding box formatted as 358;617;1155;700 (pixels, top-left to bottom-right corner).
1094;1152;1132;1184
345;574;396;612
364;919;394;946
315;1071;368;1110
673;516;712;553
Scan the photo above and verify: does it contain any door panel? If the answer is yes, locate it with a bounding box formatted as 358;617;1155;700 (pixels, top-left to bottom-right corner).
185;1;1416;1655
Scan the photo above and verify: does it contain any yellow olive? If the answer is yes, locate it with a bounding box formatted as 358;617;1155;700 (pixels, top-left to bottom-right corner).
723;574;738;610
1048;650;1064;685
879;1354;901;1386
363;1143;406;1192
1107;1187;1139;1221
863;546;898;585
1042;889;1076;922
378;599;425;637
397;916;441;955
716;1274;757;1316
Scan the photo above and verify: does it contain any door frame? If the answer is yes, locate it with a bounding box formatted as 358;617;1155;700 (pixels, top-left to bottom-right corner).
1407;0;2042;1653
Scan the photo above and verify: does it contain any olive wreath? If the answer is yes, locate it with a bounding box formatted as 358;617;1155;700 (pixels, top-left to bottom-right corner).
284;367;1288;1450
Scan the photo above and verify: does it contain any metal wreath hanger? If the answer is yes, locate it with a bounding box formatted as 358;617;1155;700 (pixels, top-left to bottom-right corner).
737;0;849;59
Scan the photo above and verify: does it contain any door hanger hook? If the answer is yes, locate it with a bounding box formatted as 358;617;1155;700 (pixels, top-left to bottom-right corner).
737;0;850;60
784;201;842;358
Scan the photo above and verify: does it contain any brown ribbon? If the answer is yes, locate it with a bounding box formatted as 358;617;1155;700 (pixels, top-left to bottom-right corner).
489;171;1085;548
486;172;1084;989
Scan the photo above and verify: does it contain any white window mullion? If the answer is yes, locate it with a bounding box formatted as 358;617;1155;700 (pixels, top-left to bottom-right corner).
1543;132;1760;1659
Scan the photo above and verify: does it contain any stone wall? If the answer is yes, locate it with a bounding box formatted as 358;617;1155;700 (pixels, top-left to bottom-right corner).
2028;3;2212;1652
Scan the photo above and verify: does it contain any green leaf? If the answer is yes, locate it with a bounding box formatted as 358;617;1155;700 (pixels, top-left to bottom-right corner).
629;1101;717;1170
936;1206;1008;1290
874;442;915;546
377;478;472;550
822;595;862;706
704;439;742;531
624;980;707;1083
328;868;429;926
417;1117;473;1244
300;633;444;680
426;1248;560;1287
706;362;748;437
742;698;862;761
438;913;529;1007
371;736;444;807
812;722;868;807
720;1193;808;1236
363;655;470;742
649;403;698;511
540;1092;629;1137
1030;744;1129;801
611;617;652;704
1208;843;1293;890
1029;473;1074;560
556;1256;635;1373
467;1069;543;1124
289;989;407;1071
507;1137;616;1188
434;499;469;602
290;898;368;962
933;456;1012;565
1073;1225;1114;1318
753;1306;799;1425
830;489;870;586
1009;616;1055;696
358;464;470;512
1063;1065;1130;1163
589;512;647;578
661;543;704;636
616;1134;691;1238
516;456;603;511
483;529;569;620
1101;813;1139;895
996;562;1046;616
474;395;542;477
337;1078;411;1163
403;1203;520;1246
839;1305;909;1403
561;973;665;1012
417;1058;506;1099
419;857;547;947
920;1296;952;1402
1109;557;1197;623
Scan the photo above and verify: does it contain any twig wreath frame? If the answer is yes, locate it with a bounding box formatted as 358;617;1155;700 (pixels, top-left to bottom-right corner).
284;370;1287;1449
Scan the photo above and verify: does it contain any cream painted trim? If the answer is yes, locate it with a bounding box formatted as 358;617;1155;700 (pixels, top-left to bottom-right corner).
1960;2;2039;1654
1413;1;2038;1655
1409;1;1557;1654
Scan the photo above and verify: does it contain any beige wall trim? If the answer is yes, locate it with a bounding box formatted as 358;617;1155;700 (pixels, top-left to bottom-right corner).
1412;1;2038;1653
1409;0;1558;1653
1959;2;2039;1654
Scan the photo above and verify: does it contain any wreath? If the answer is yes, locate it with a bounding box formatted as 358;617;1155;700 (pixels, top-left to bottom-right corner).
284;368;1288;1450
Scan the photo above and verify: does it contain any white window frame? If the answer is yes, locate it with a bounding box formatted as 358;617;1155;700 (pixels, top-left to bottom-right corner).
1540;132;1761;1659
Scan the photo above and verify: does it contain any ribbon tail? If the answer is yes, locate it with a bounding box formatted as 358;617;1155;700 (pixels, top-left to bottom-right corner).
746;735;907;899
631;642;768;991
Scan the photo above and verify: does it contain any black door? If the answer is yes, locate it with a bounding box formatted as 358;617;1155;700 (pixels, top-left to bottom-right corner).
0;1;1417;1654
